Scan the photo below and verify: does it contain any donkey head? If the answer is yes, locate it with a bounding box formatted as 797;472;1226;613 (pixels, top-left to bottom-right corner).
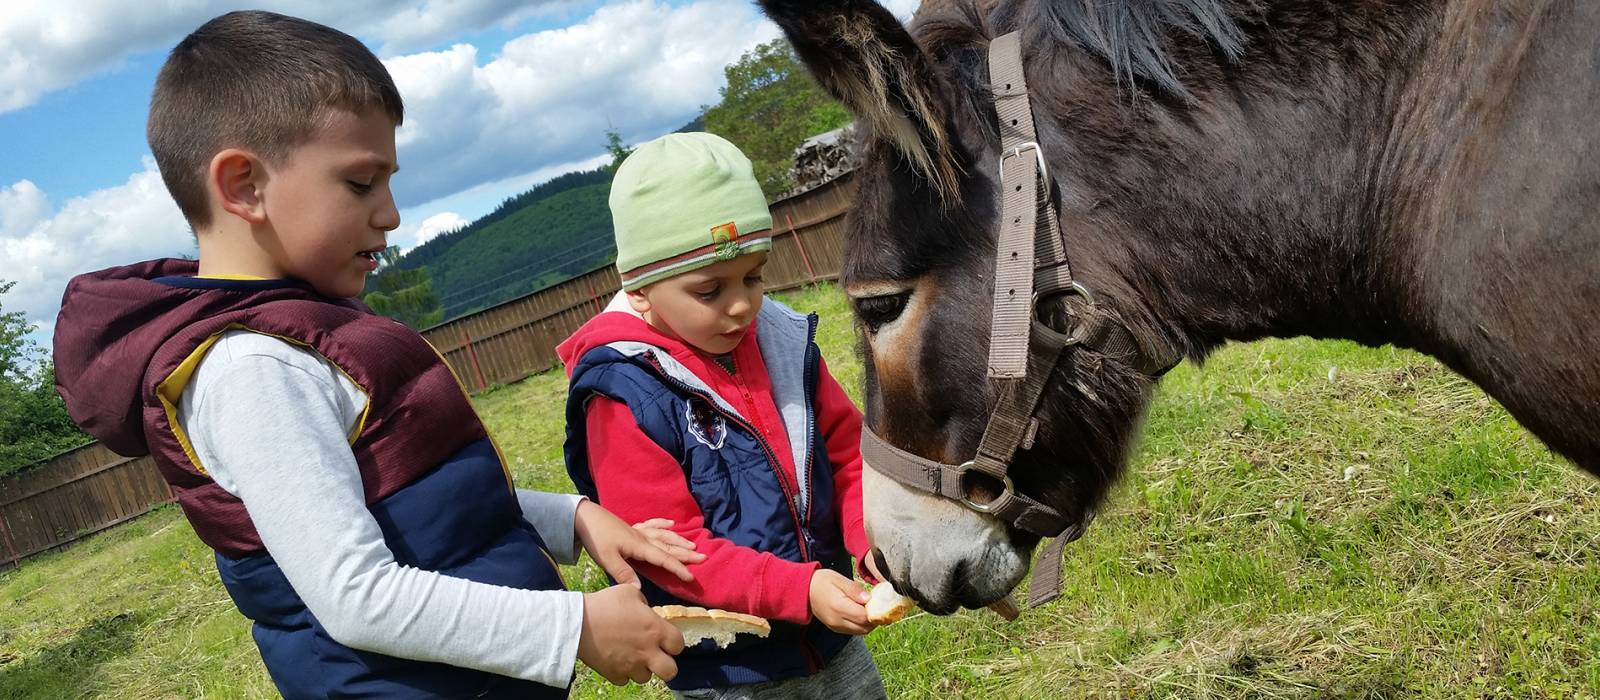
761;0;1171;613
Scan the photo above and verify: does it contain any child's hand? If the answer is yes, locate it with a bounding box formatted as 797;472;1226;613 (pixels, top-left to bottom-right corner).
575;501;705;587
808;569;876;635
579;584;685;685
633;517;702;563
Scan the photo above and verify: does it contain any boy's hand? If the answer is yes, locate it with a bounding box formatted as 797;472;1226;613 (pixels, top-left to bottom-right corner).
579;584;685;685
808;569;876;635
575;501;704;587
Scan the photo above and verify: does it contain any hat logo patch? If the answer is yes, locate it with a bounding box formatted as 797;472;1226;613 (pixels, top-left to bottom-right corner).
711;222;740;261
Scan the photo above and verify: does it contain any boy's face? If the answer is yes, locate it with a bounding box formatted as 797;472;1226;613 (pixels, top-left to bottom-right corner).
629;252;768;355
259;107;399;298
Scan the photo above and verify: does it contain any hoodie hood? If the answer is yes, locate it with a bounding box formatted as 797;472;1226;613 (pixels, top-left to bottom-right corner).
52;259;329;456
555;292;719;379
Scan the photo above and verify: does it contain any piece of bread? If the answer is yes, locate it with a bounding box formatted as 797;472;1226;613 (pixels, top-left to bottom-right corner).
866;582;917;625
653;605;771;648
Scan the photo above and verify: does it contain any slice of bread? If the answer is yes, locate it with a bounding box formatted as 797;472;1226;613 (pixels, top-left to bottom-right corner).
866;582;917;625
653;605;771;648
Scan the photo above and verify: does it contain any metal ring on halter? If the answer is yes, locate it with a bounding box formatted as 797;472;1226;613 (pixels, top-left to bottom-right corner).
956;461;1016;514
1032;281;1095;346
998;141;1047;182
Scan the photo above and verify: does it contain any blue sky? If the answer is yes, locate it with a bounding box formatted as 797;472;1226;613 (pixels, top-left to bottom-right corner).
0;0;917;347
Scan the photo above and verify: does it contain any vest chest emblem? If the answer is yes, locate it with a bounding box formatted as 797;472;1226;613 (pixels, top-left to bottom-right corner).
685;399;728;450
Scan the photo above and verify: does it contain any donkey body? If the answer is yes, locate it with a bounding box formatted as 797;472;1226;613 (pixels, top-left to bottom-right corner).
761;0;1600;613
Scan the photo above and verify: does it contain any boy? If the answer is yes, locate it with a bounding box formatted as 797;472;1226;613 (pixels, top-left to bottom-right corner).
558;132;888;699
52;11;695;698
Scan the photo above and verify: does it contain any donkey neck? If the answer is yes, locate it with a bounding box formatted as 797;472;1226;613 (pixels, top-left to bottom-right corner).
1029;3;1443;359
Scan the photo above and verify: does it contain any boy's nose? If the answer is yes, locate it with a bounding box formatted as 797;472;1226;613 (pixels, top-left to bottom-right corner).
373;191;401;231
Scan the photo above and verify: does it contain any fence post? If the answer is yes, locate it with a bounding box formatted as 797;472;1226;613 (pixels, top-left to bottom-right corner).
786;213;819;287
0;508;20;570
460;328;490;392
587;280;605;316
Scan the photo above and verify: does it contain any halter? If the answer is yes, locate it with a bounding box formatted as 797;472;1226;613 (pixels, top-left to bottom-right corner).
859;32;1181;608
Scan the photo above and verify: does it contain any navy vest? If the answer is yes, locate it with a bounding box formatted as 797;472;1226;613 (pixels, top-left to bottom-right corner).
564;301;852;691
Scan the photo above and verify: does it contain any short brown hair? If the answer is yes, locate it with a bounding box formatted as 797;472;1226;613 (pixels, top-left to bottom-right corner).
148;11;405;226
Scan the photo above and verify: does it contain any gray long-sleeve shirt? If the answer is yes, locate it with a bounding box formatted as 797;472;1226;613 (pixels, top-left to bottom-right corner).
176;330;585;688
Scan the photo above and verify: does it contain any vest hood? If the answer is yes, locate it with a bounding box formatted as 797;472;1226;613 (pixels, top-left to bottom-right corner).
51;258;341;456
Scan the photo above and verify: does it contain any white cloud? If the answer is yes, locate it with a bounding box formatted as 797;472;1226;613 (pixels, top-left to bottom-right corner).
385;0;779;204
406;212;469;249
0;0;579;114
0;180;50;238
371;0;594;54
0;159;190;335
882;0;923;20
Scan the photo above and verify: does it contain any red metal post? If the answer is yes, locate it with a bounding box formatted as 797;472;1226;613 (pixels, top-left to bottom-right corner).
587;280;605;316
460;328;489;392
786;214;819;286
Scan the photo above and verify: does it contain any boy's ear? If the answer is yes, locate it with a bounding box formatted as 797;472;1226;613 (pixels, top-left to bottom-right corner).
625;288;652;315
209;148;268;225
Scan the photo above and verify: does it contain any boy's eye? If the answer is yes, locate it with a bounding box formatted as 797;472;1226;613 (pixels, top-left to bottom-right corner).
348;181;373;195
695;286;720;300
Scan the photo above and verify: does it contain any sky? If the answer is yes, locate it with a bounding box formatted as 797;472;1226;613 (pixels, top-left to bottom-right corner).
0;0;920;348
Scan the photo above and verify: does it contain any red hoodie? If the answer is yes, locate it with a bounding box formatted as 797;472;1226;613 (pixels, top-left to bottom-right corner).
556;303;869;625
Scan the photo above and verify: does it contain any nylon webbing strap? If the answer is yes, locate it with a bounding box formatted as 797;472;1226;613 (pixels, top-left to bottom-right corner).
860;428;1069;537
860;429;963;501
1025;504;1096;607
988;31;1044;379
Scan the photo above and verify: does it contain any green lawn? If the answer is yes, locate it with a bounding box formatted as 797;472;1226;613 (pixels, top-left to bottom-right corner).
3;283;1597;699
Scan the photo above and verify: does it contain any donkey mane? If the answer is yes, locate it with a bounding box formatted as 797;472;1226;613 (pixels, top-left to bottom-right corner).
915;0;1252;102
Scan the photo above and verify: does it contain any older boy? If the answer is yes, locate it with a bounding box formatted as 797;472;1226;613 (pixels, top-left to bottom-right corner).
53;11;693;698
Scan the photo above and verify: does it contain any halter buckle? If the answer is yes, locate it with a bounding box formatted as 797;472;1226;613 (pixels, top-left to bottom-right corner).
999;142;1047;183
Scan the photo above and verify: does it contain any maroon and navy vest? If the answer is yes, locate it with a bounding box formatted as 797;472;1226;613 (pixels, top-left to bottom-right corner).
53;260;567;699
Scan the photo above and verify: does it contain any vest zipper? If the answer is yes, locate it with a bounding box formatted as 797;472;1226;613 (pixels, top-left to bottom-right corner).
644;355;811;562
801;315;819;529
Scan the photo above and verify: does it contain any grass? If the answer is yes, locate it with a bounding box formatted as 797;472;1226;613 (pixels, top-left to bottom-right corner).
4;282;1598;698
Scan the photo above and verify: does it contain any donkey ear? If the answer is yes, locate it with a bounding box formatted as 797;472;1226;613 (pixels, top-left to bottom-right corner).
759;0;962;199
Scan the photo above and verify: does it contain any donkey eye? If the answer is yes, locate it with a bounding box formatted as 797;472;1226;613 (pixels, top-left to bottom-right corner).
854;293;909;333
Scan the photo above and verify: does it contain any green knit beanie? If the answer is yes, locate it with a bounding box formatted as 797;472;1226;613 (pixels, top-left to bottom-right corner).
610;132;774;291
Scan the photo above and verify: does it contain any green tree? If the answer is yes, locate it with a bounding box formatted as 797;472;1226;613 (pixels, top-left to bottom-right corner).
363;248;445;330
701;38;851;198
0;281;89;475
604;128;634;173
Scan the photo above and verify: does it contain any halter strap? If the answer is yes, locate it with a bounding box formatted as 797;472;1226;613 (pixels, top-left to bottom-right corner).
859;31;1182;611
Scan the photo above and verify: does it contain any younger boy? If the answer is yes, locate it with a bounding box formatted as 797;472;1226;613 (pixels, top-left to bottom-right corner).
559;132;888;698
53;11;693;698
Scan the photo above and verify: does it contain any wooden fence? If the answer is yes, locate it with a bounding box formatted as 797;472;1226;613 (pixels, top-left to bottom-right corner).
0;442;172;569
0;172;856;567
420;171;856;390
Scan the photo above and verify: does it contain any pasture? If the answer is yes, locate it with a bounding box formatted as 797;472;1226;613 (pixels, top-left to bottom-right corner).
2;284;1595;699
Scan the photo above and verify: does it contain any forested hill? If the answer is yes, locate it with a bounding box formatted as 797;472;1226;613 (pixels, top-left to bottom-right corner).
396;168;617;319
370;37;845;326
432;180;614;319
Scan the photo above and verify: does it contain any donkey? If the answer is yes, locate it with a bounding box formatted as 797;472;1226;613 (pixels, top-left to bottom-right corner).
758;0;1600;614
